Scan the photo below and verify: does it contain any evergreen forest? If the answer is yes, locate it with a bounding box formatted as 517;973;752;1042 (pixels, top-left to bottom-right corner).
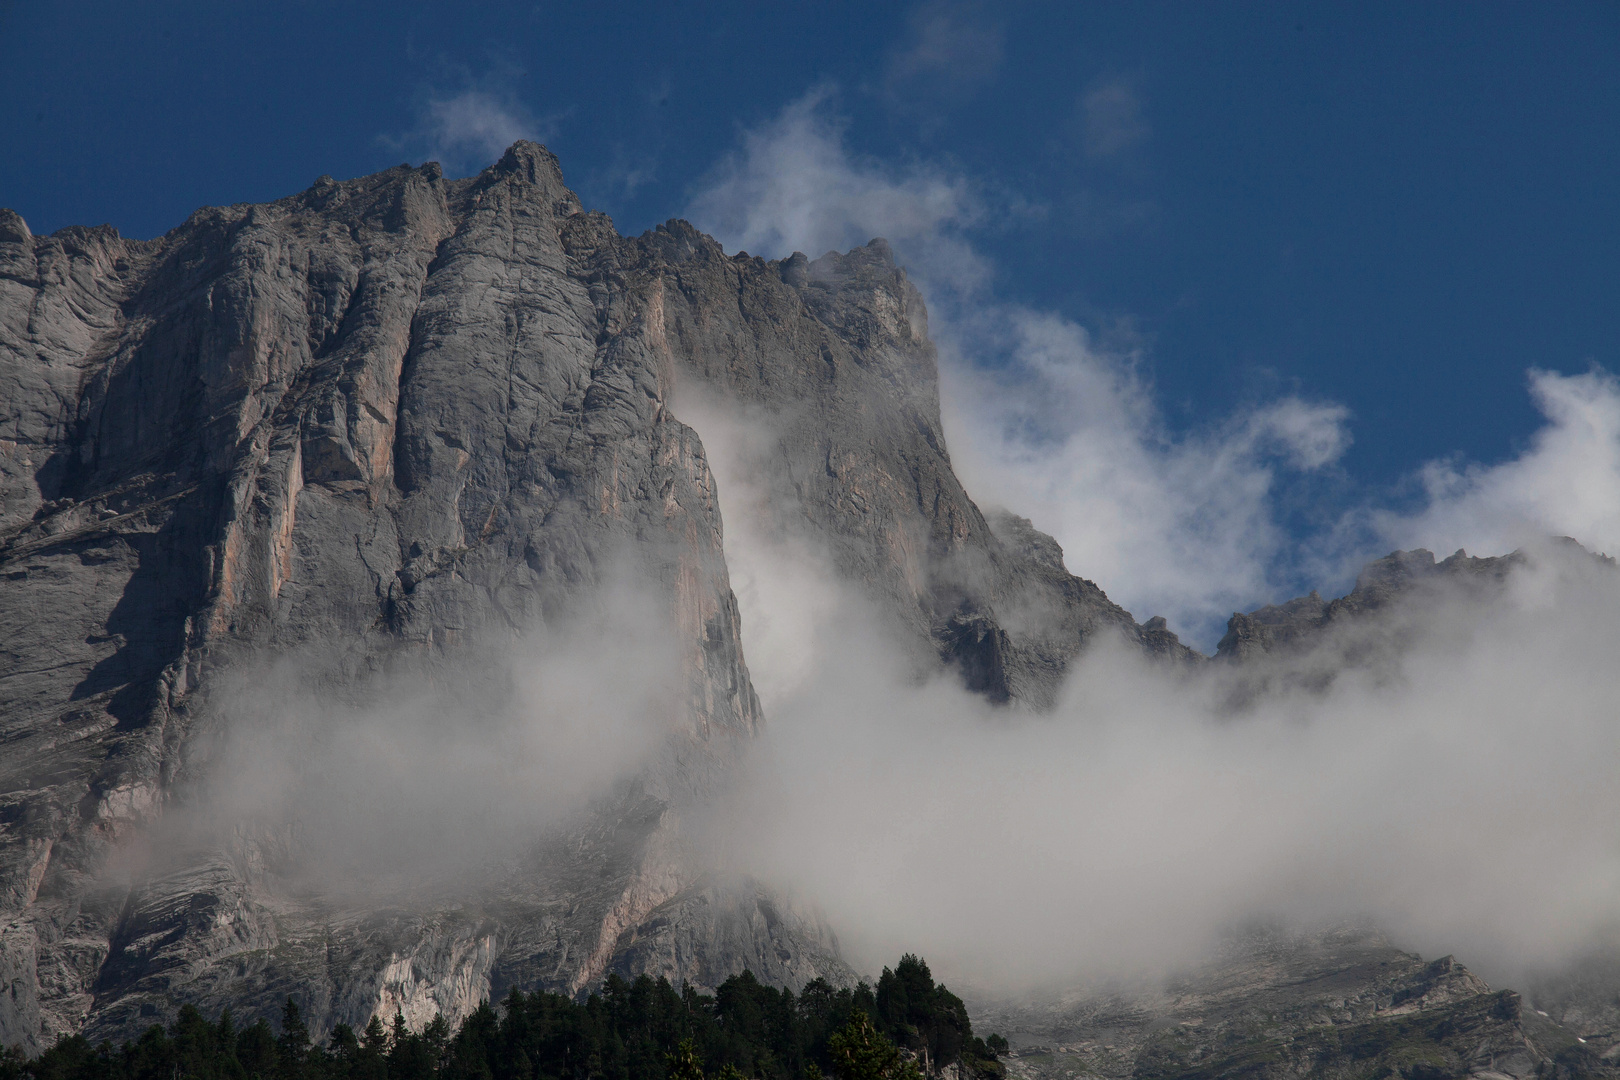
0;956;1006;1080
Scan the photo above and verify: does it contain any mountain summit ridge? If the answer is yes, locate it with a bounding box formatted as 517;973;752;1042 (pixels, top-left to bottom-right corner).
3;144;1614;1080
0;142;1174;1049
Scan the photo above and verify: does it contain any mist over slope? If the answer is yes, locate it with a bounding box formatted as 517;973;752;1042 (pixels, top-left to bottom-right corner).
2;129;1619;1080
688;90;1620;648
681;90;1620;1069
0;141;1172;1053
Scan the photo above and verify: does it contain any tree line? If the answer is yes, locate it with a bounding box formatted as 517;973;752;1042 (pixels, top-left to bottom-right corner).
1;955;1007;1080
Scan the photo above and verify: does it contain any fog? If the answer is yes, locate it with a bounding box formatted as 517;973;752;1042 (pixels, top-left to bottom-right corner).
683;89;1620;997
699;433;1620;995
148;92;1620;1007
163;585;681;900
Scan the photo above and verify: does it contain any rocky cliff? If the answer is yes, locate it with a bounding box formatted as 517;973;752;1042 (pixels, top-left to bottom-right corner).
976;925;1613;1080
5;141;1610;1076
0;143;1176;1051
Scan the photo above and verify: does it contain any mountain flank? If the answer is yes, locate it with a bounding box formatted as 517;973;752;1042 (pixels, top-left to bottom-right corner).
2;142;1615;1080
0;143;1178;1050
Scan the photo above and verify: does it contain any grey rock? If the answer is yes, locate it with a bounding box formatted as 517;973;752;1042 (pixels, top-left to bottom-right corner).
598;225;1196;706
1210;540;1615;707
1214;547;1524;663
0;142;1168;1049
973;924;1610;1080
0;145;808;1050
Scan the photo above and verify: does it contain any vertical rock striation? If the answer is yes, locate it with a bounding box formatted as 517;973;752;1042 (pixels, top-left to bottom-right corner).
0;143;1172;1049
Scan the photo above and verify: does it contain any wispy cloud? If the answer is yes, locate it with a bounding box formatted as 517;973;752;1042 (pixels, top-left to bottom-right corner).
940;308;1351;643
686;87;1620;645
884;0;1006;99
688;89;1352;644
164;584;679;899
1372;367;1620;560
385;82;564;177
1080;76;1150;159
687;87;989;290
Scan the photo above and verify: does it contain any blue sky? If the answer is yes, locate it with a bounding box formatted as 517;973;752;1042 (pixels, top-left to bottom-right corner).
4;1;1618;639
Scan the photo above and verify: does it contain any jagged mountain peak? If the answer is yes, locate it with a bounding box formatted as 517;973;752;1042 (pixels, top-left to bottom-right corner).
0;141;1176;1050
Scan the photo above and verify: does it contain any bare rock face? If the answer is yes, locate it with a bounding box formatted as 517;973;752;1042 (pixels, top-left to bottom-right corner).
596;224;1195;706
0;145;773;1050
976;925;1610;1080
1214;548;1524;664
0;143;1171;1050
1209;539;1616;709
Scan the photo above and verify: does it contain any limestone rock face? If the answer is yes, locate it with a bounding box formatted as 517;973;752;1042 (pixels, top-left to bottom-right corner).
0;143;1167;1050
1214;547;1524;663
976;925;1608;1080
0;146;770;1050
589;223;1195;706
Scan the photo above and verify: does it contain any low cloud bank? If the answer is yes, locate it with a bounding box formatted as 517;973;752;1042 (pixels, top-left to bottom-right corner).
705;475;1620;995
685;90;1620;996
165;591;680;900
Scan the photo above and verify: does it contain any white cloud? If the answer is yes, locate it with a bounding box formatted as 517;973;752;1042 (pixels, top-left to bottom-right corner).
712;537;1620;993
388;87;561;177
940;308;1353;644
1081;77;1150;159
884;1;1005;96
1374;368;1620;561
687;88;990;293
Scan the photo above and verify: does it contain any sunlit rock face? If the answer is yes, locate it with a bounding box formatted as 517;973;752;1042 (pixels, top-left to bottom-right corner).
6;140;1620;1080
0;142;1169;1051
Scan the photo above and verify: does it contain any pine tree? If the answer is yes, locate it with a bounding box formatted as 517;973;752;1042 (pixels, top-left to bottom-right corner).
828;1013;922;1080
666;1037;706;1080
362;1015;389;1056
277;997;311;1080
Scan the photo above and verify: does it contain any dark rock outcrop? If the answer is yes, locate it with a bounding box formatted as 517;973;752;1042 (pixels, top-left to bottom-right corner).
1209;540;1615;707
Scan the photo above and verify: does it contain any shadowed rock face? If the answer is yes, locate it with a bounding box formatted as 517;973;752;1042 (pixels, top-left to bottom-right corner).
0;143;1173;1050
1214;548;1525;664
975;925;1614;1080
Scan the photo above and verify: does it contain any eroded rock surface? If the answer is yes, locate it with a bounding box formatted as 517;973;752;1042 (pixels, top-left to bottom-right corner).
974;926;1611;1080
0;143;1169;1050
0;146;787;1050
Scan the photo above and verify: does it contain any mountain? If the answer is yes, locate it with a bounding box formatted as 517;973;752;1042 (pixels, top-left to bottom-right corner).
3;142;1613;1079
976;924;1611;1080
0;143;1184;1052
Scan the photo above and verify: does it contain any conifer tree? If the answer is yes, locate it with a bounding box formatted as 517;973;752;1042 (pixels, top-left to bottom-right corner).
666;1037;707;1080
277;998;311;1080
828;1013;922;1080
